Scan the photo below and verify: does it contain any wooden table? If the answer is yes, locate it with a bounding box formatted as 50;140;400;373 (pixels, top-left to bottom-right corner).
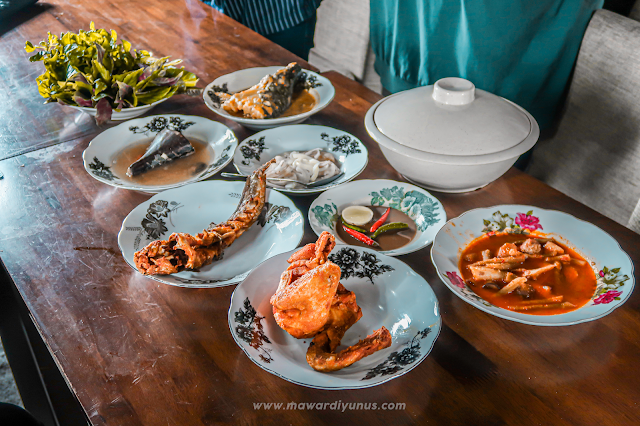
1;1;638;425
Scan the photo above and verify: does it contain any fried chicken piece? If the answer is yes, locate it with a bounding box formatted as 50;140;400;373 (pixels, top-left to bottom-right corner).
306;327;392;372
271;232;391;372
323;283;363;351
271;231;340;338
270;261;341;339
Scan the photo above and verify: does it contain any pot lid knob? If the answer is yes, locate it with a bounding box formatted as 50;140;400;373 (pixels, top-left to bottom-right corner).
432;77;475;106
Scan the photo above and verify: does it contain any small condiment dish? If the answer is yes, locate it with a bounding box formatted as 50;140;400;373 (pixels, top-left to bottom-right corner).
309;179;447;256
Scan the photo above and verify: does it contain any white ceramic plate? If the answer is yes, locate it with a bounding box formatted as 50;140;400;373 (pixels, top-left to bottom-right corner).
69;98;167;120
229;245;441;389
431;205;635;326
309;179;447;256
233;124;368;195
118;180;304;287
83;115;237;193
203;66;335;130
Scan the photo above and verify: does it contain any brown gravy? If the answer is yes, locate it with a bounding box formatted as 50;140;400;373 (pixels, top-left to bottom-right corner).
110;138;214;186
229;89;317;118
335;206;416;251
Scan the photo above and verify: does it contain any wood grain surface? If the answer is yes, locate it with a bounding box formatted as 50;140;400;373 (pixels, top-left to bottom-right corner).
1;1;639;425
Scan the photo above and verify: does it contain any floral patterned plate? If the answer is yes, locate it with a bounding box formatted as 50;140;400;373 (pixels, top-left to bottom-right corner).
229;245;441;389
83;115;237;193
203;66;335;130
233;124;368;195
308;179;447;256
430;205;635;326
117;180;304;288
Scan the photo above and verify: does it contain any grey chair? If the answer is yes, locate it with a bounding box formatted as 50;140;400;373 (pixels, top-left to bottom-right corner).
527;10;640;234
308;0;382;94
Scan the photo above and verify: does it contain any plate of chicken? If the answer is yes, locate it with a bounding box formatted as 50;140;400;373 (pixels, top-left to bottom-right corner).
431;205;634;326
228;232;441;389
203;63;335;130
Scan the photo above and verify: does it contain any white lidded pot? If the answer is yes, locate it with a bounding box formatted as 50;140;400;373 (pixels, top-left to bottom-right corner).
364;77;539;193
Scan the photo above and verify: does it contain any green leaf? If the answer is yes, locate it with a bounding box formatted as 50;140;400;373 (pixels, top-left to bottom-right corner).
28;52;45;62
136;86;172;104
611;267;621;273
483;219;491;226
93;79;108;95
25;24;198;108
92;59;111;83
526;210;533;216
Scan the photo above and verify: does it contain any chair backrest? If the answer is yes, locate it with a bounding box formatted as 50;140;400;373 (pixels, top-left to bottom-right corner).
527;10;640;232
308;0;382;93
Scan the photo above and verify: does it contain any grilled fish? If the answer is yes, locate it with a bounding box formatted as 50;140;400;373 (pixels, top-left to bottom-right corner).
211;62;307;119
127;128;194;177
133;159;274;275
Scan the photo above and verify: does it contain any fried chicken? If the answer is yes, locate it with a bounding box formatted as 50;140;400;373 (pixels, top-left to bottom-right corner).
270;231;391;372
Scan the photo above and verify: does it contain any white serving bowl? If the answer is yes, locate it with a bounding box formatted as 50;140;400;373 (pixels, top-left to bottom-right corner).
365;77;540;193
69;98;167;120
203;66;335;130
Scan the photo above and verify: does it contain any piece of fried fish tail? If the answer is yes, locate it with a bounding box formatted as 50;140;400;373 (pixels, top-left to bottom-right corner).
134;159;275;275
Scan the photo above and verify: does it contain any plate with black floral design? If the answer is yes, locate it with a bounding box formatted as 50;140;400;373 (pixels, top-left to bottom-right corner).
203;66;335;130
431;205;635;326
232;124;368;195
229;245;441;389
309;179;446;256
117;180;304;287
83;115;237;193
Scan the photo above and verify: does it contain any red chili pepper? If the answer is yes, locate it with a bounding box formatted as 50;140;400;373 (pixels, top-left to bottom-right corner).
370;207;391;233
343;225;379;247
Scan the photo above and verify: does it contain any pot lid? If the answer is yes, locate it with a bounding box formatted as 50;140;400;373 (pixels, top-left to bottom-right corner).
373;78;533;156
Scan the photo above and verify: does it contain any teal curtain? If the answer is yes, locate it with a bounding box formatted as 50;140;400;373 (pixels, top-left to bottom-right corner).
370;1;603;129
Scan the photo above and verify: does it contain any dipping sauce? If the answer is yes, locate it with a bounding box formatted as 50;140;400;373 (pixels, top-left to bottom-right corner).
110;138;214;186
280;90;316;117
336;206;416;251
229;89;317;119
459;232;597;315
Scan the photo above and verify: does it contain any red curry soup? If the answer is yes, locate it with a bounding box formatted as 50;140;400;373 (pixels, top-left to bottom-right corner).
458;232;597;315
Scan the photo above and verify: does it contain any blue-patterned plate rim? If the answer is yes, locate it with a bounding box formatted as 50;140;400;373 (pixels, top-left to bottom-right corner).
308;179;447;256
82;114;237;193
233;124;368;195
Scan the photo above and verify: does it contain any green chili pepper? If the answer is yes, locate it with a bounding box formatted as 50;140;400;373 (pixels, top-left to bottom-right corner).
372;222;409;239
341;217;368;233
